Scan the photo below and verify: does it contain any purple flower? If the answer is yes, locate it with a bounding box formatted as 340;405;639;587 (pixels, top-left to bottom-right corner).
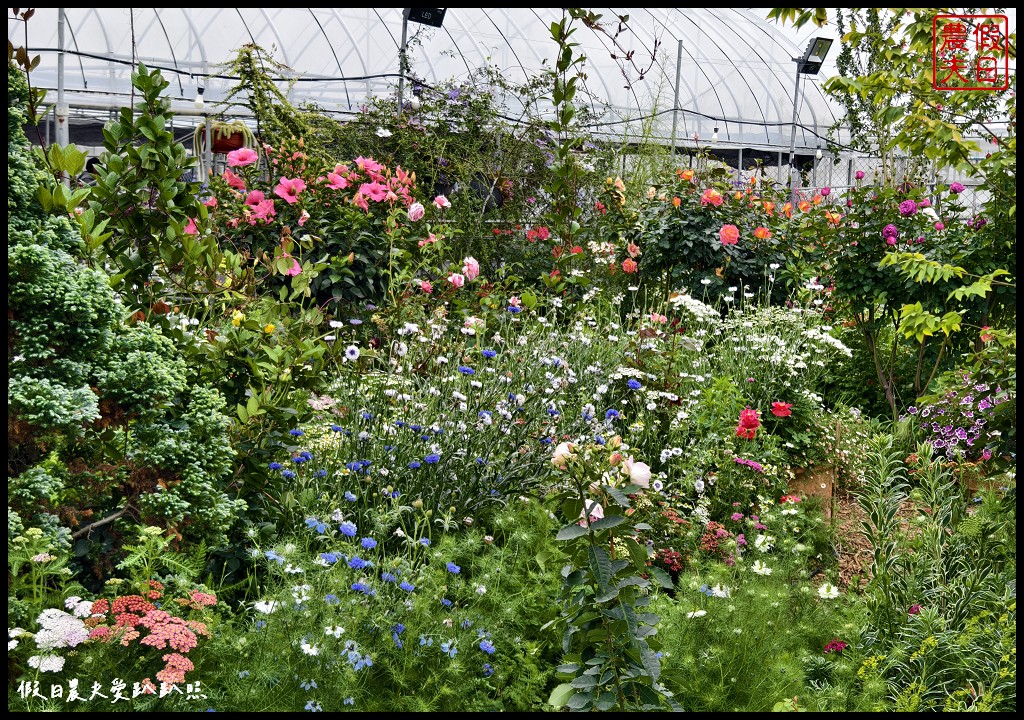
949;182;965;194
882;223;899;239
899;199;918;216
855;170;865;180
820;187;831;197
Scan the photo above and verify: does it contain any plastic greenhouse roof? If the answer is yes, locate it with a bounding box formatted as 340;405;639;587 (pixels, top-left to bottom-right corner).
7;8;1016;152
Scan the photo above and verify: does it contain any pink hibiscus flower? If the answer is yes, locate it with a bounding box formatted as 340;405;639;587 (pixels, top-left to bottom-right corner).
226;147;259;167
274;177;306;205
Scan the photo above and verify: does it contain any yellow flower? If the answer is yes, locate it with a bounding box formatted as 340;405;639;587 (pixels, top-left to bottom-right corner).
264;324;275;334
231;310;245;327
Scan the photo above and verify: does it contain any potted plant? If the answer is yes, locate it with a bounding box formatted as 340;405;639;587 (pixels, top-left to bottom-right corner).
192;120;258;157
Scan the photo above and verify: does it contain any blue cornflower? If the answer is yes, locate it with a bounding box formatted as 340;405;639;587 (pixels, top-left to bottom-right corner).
382;571;398;583
281;470;296;479
627;379;642;390
339;521;358;537
305;517;326;534
482;663;494;677
458;366;475;375
441;598;453;607
408;461;422;470
315;469;327;478
330;424;344;432
360;537;378;550
440;641;458;658
395;420;406;428
348;556;372;570
343;698;354;706
476;457;487;465
482;349;497;359
290;429;304;437
319;552;340;565
462;619;473;629
393;623;406;635
324;594;339;605
539;437;552;445
547;407;560;416
390;489;401;499
344;491;358;501
399;581;416;592
479;639;496;655
409;424;423;432
421;435;431;441
595;435;606;445
300;451;313;460
478;410;492;420
605;408;621;420
300;679;318;691
238;670;250;679
305;700;322;712
351;582;375;596
264;550;285;565
508;306;521;313
446;562;461;574
269;462;284;470
419;635;432;647
361;412;373;420
424;454;441;464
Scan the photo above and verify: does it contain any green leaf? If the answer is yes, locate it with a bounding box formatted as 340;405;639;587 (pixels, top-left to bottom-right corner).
556;523;589;541
548;683;574;709
570;674;599;689
589;514;627;532
649;567;674;589
588;545;613;591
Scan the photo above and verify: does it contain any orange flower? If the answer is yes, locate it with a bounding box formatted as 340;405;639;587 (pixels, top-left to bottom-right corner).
700;188;724;207
734;191;744;200
719;224;740;245
798;201;811;212
763;201;775;215
748;175;757;185
672;196;681;207
754;226;772;240
627;242;641;258
812;194;823;205
980;326;994;342
678;168;694;182
782;202;793;218
824;211;842;225
622;258;638;274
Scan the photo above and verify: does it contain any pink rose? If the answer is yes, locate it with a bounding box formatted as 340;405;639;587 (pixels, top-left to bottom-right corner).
462;256;480;282
447;273;465;288
433;195;451;209
407;202;425;222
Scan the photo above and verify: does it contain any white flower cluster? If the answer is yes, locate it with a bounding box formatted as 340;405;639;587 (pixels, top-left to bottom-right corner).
34;608;89;651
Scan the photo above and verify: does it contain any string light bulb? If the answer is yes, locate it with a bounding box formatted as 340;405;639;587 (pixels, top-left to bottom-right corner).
194;85;205;111
711;126;719;143
815;147;823;160
409;95;421;111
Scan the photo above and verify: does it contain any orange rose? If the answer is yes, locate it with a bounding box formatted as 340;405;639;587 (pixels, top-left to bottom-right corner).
754;226;772;240
719;224;740;245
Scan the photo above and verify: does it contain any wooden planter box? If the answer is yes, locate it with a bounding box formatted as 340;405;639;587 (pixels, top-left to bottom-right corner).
788;465;836;520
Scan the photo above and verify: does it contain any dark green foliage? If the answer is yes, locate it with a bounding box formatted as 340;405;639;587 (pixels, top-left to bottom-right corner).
7;61;242;576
